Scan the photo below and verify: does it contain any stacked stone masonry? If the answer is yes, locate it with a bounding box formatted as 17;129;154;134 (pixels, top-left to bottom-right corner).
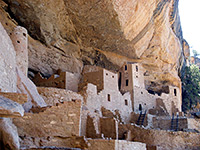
13;100;82;138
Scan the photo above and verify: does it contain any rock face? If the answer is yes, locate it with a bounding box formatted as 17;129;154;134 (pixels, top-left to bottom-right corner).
0;118;20;150
0;21;17;92
16;68;47;112
0;96;24;118
1;0;187;87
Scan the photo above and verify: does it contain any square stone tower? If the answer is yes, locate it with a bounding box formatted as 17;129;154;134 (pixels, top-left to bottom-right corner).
118;62;144;110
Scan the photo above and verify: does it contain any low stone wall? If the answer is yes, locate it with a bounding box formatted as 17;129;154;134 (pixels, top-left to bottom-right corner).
152;116;188;130
13;100;82;138
87;139;146;150
118;124;200;150
37;87;83;106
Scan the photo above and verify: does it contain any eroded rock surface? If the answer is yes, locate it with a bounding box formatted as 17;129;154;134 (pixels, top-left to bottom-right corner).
16;68;47;112
0;21;17;92
0;0;186;89
0;118;20;150
0;96;24;118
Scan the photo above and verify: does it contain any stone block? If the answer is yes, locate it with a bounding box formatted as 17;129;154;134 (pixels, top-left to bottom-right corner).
16;67;47;112
0;96;24;118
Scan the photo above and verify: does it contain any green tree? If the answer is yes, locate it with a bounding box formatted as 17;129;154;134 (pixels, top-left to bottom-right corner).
192;49;200;57
182;64;200;112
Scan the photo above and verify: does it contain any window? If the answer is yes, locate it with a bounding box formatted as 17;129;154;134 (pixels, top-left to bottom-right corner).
106;73;108;75
174;89;177;96
125;99;128;106
112;76;114;78
126;79;129;86
136;76;138;78
136;65;138;72
108;94;111;102
125;65;127;70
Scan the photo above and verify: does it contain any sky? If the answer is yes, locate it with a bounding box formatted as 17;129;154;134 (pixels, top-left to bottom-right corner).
179;0;200;55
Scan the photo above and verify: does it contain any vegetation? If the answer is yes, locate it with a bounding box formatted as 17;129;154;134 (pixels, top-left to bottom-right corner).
182;64;200;112
192;49;200;57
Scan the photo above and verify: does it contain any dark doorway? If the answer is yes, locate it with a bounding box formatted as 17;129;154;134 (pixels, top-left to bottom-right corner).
118;72;122;91
139;104;142;111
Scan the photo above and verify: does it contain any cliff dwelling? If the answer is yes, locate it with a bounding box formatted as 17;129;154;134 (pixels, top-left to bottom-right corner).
0;0;200;150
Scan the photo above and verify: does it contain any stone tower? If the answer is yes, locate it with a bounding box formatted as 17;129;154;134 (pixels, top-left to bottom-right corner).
10;26;28;76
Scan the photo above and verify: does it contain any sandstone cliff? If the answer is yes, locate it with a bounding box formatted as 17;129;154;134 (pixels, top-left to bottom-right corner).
0;0;188;89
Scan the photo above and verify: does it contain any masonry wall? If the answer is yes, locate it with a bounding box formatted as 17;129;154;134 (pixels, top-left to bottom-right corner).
65;72;80;92
82;83;132;123
133;85;181;115
100;118;118;139
103;69;118;91
152;117;188;130
133;86;156;113
33;73;65;89
13;100;82;137
118;64;134;94
80;70;104;92
87;139;146;150
187;118;200;132
37;87;83;106
118;124;200;150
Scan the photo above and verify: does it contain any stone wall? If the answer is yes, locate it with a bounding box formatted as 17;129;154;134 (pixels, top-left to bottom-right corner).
0;22;17;92
133;82;181;115
79;70;104;92
87;139;146;150
13;100;82;137
152;117;187;131
82;83;132;123
10;26;28;76
187;118;200;132
118;124;200;150
37;87;83;106
33;71;80;92
100;118;118;139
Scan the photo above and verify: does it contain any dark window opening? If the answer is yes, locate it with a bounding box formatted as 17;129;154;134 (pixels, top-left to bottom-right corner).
118;72;122;91
108;94;111;102
174;89;177;96
23;33;26;37
141;92;143;94
112;76;114;78
106;73;108;75
136;65;138;72
17;40;20;43
136;76;138;78
139;104;142;111
126;79;129;86
125;65;127;70
125;99;128;106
